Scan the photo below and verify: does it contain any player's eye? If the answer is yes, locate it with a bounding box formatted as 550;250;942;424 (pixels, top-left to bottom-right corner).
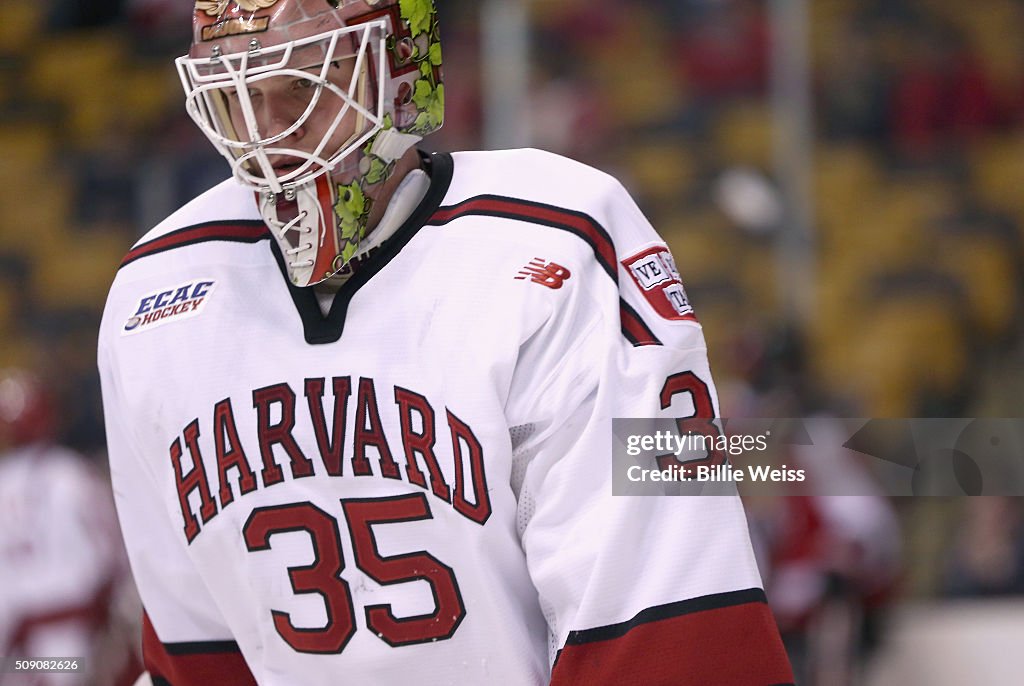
225;87;260;101
294;77;317;90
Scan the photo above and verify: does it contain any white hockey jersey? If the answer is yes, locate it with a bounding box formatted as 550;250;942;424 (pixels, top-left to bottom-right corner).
0;443;124;685
98;149;792;686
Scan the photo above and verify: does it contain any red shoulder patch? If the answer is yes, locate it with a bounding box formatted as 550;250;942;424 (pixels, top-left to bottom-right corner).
621;246;697;321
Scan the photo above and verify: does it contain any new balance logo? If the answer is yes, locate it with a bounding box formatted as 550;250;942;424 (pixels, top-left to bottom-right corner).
515;258;572;290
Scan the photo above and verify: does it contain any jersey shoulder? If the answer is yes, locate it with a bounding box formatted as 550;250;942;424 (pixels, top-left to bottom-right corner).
443;150;703;341
447;148;623;213
134;177;261;248
443;148;671;265
115;177;265;282
99;178;265;350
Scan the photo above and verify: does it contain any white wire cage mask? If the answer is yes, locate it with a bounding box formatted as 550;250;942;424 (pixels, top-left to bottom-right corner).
175;20;388;195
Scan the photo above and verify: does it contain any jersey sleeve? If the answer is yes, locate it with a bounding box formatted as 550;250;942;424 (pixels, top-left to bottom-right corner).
98;341;257;686
504;178;793;685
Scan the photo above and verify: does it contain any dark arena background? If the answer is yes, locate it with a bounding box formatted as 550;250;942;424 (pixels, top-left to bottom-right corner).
1;0;1023;683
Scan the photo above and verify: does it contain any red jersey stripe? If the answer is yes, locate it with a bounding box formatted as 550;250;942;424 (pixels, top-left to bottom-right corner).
121;221;269;268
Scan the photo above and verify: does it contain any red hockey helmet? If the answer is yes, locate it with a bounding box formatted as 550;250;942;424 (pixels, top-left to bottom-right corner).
176;0;444;286
0;369;56;448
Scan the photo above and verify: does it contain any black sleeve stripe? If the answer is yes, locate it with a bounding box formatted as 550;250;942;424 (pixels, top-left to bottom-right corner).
161;639;245;656
619;298;662;347
428;194;618;283
562;587;768;647
120;220;269;268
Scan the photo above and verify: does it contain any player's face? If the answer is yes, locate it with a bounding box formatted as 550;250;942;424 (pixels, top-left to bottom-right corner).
223;57;364;175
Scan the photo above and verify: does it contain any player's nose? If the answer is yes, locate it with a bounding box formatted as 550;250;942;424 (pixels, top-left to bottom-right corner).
262;109;305;145
257;100;308;145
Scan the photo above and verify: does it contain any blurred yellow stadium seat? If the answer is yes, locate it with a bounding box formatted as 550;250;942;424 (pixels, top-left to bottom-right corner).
0;171;72;257
582;13;684;127
935;232;1019;340
852;294;969;416
715;101;774;169
0;337;35;371
972;134;1024;219
0;123;56;176
0;120;70;258
0;4;45;53
27;32;126;142
956;0;1022;88
28;32;125;100
31;229;125;310
809;0;853;67
120;64;178;133
0;279;15;333
815;144;882;227
739;243;780;312
662;209;736;283
620;139;696;203
808;256;870;395
845;182;939;274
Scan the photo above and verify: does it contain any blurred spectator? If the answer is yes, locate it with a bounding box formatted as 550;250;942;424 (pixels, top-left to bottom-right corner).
819;24;889;142
70;126;142;230
123;0;193;55
944;497;1024;597
533;0;627;57
723;329;900;685
47;0;124;31
0;369;141;686
528;58;610;163
930;178;1024;347
417;2;483;152
675;0;769;101
887;23;1000;163
135;115;227;234
747;421;902;686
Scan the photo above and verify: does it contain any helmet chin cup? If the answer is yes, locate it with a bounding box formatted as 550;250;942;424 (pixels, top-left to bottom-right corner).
260;172;354;288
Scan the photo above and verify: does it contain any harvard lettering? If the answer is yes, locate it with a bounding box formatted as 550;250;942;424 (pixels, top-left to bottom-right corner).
171;376;489;543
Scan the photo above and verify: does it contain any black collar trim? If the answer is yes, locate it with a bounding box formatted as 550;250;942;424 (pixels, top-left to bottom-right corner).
274;151;454;345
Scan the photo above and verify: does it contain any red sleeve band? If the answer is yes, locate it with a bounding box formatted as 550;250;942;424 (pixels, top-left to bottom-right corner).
551;588;794;686
142;612;257;686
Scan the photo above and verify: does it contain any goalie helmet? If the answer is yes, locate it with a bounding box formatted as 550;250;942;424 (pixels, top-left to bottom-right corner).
176;0;444;286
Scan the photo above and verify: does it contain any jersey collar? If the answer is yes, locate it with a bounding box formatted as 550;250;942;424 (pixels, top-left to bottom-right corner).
270;151;454;345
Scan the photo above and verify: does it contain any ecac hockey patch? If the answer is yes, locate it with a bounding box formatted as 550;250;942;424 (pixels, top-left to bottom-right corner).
622;247;696;320
122;279;216;336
